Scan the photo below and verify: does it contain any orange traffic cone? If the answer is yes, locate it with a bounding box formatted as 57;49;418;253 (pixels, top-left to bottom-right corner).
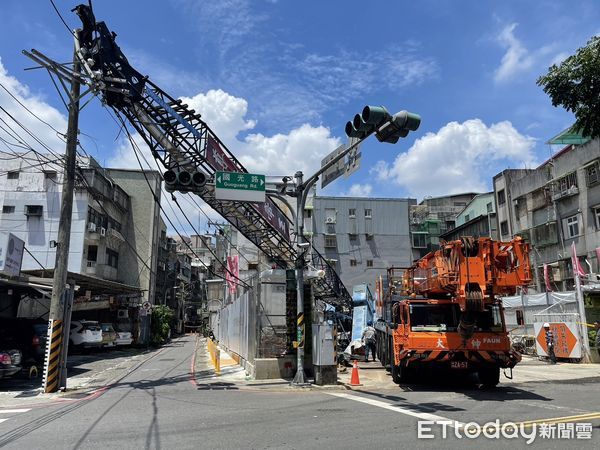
350;360;361;386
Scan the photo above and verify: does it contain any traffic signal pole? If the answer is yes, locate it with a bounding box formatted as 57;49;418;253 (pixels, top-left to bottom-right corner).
289;107;420;386
43;30;81;393
290;138;365;386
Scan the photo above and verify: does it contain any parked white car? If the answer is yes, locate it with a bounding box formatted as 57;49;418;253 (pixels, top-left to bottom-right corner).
69;320;103;348
114;329;133;346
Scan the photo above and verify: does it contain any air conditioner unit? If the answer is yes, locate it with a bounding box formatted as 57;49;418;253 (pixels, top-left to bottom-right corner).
88;222;97;232
117;309;128;319
325;217;335;224
100;227;107;236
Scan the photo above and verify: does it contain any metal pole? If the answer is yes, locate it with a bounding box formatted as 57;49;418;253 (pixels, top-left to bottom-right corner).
43;30;81;394
59;282;75;390
574;272;592;362
292;171;308;385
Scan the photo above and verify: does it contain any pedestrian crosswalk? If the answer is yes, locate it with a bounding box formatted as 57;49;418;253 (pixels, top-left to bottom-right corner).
0;408;30;424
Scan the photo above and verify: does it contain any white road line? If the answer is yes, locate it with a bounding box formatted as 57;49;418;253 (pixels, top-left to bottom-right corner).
0;409;30;414
328;392;463;428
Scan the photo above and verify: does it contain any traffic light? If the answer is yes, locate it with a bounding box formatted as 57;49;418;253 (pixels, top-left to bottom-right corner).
375;110;421;144
163;169;207;192
345;105;421;144
345;106;390;139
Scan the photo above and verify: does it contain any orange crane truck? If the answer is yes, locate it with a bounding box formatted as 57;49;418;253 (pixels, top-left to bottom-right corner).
374;237;531;387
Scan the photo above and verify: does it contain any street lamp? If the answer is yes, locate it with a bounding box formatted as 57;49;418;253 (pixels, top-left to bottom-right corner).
290;105;421;386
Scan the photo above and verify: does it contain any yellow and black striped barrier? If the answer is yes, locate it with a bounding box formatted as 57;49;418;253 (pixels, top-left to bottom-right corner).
207;338;221;376
43;319;63;393
297;312;305;349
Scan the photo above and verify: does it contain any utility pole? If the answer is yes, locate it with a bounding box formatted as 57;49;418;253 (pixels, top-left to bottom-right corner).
43;30;81;394
292;171;308;386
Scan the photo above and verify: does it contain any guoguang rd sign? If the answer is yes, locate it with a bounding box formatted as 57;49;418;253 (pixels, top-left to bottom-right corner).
215;171;266;203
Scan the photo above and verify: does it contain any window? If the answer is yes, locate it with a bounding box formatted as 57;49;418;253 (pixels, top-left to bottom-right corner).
500;220;509;236
305;209;312;218
2;205;15;214
107;217;122;232
497;189;506;205
87;245;98;262
349;233;358;242
350;259;357;267
556;172;578;195
366;260;373;267
325;208;336;224
464;214;470;222
364;209;372;218
366;234;373;241
564;214;580;238
532;222;558;247
594;206;600;230
87;207;104;228
412;232;427;248
486;202;493;213
586;161;600;187
106;249;119;268
324;235;337;248
516;310;524;326
25;205;43;217
348;208;356;217
44;170;57;180
7;171;19;180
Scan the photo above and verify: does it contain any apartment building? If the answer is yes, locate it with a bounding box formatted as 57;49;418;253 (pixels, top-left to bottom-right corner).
492;137;600;293
0;151;162;310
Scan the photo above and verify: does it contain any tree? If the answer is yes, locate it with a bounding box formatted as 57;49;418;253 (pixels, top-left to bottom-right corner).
537;36;600;138
150;305;174;347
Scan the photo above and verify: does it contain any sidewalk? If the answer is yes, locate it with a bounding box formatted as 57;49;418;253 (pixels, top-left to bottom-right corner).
0;346;163;407
336;357;600;389
193;340;600;391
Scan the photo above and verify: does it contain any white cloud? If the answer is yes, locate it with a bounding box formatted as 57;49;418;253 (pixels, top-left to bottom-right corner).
0;59;67;156
374;119;536;200
242;124;339;176
178;89;340;177
346;183;373;197
180;89;256;145
494;23;534;83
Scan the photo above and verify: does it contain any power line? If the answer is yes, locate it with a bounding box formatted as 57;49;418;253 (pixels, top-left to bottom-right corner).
181;193;262;271
49;0;77;38
109;108;250;289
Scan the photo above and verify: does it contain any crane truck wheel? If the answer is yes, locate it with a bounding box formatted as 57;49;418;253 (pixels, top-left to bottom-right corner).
392;363;413;384
478;367;500;388
391;362;401;384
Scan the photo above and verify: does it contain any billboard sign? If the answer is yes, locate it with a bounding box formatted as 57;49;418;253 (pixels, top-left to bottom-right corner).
0;233;25;277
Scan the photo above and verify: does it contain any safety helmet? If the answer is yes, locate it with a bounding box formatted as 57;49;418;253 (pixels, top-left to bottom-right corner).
543;322;550;328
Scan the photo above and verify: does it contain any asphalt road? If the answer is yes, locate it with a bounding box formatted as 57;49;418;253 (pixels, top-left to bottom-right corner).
0;335;598;449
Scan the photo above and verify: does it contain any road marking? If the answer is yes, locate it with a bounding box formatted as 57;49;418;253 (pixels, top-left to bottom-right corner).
328;392;463;427
513;412;600;429
0;408;31;425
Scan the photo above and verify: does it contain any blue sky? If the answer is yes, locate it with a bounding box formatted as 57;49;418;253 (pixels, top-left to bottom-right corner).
1;1;598;221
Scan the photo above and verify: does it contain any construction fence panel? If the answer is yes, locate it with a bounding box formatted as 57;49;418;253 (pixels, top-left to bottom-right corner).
503;292;578;336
